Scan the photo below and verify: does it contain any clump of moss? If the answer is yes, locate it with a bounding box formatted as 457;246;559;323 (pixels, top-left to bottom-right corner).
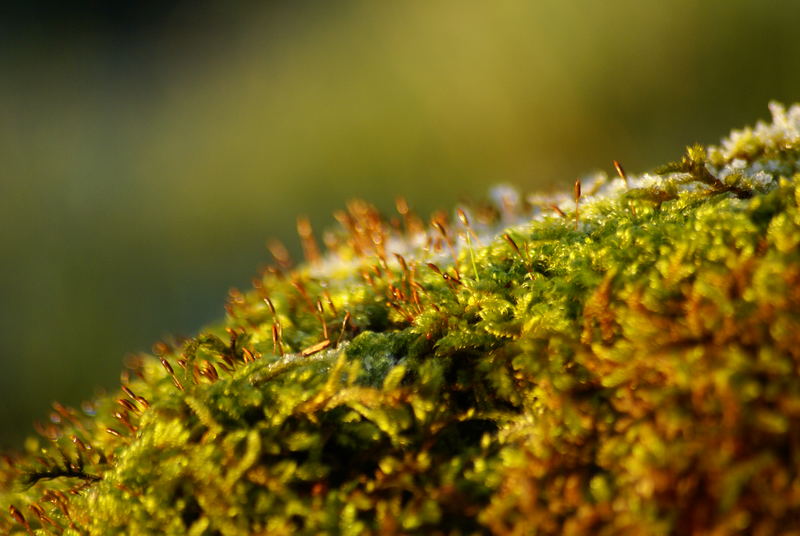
3;103;800;535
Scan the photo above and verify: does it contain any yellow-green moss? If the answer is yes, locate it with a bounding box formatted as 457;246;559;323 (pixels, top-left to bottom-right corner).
3;103;800;534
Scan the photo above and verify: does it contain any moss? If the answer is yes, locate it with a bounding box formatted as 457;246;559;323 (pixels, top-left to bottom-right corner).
4;103;800;534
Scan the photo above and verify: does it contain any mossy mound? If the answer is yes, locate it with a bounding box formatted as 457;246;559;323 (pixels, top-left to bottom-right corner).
4;104;800;535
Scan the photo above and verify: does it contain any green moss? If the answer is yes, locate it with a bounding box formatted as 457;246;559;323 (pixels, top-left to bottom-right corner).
4;103;800;534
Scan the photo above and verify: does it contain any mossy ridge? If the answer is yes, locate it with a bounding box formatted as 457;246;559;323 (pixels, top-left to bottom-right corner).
2;103;800;534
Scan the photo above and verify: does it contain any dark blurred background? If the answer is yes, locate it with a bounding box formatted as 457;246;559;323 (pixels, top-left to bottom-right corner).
1;1;799;446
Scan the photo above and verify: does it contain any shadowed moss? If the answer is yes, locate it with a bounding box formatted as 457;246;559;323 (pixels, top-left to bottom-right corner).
3;103;800;535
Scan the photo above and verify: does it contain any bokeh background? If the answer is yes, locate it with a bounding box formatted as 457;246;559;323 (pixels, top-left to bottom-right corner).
1;1;799;447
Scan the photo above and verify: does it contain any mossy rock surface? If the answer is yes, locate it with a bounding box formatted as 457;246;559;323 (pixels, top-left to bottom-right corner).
3;103;800;535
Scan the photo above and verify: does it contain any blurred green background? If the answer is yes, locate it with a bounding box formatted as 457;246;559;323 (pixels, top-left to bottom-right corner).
1;1;799;447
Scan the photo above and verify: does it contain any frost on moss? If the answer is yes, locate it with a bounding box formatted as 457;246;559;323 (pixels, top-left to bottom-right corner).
3;103;800;535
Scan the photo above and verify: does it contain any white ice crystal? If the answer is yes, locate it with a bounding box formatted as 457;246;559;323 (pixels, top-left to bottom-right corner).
310;104;793;280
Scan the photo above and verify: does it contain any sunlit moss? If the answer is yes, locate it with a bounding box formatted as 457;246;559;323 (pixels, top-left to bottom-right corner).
3;103;800;534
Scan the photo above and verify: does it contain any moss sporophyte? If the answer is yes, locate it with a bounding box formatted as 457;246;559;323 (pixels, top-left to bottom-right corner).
3;102;800;534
